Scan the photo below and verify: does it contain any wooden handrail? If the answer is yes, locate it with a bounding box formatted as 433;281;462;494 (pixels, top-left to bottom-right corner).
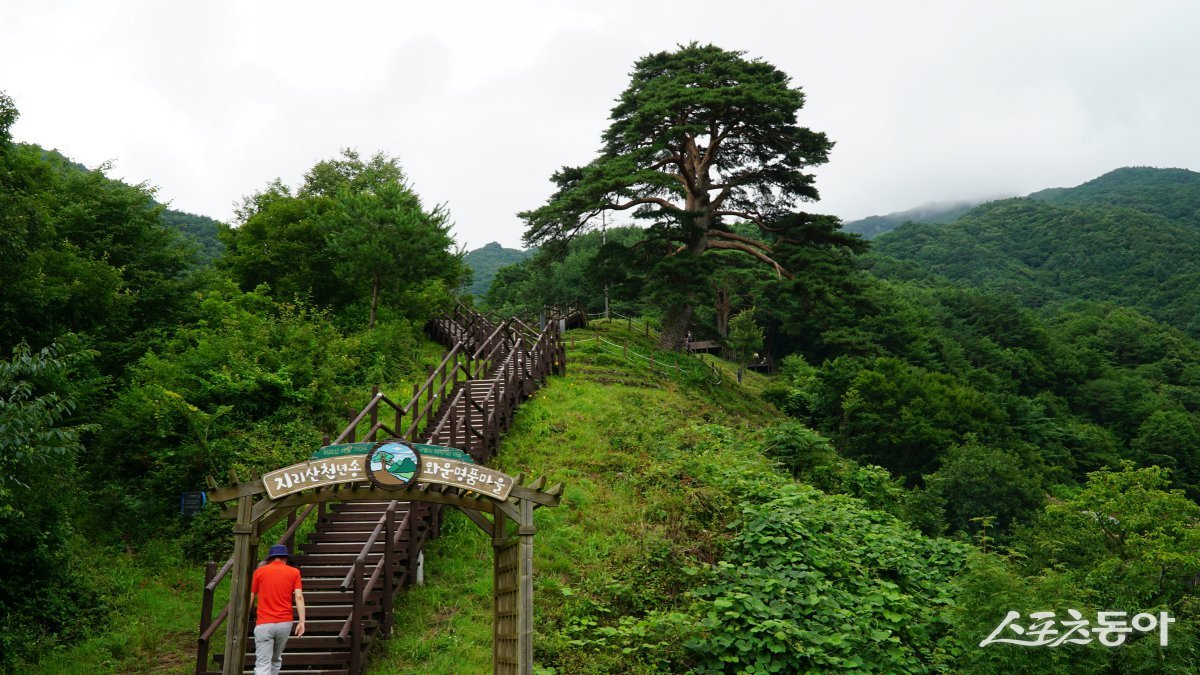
337;508;411;642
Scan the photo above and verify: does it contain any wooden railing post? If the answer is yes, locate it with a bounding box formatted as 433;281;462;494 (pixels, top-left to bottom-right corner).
195;561;216;674
285;511;296;553
368;385;380;441
383;504;396;637
407;508;420;584
350;559;364;674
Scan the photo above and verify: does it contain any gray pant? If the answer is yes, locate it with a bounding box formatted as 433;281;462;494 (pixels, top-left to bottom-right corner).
253;621;292;675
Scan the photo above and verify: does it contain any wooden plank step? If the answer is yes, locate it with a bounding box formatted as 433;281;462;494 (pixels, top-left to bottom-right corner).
331;503;398;512
312;521;396;532
300;542;389;554
304;531;385;542
242;670;348;675
298;553;396;566
301;589;385;603
302;602;380;617
237;650;356;665
319;512;399;522
297;564;380;578
300;619;377;633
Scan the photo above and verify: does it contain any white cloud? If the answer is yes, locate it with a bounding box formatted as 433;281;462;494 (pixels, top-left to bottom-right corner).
2;0;1198;247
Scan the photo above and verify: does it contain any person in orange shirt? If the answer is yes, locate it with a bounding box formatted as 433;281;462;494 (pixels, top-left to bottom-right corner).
250;544;305;675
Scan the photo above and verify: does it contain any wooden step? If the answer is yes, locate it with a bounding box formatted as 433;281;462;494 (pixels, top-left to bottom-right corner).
302;602;380;617
236;650;357;666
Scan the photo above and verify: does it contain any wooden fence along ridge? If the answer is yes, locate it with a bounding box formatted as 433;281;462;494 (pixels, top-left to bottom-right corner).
194;303;577;675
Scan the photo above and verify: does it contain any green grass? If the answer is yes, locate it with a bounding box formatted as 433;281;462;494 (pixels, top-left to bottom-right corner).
368;321;785;673
22;540;215;674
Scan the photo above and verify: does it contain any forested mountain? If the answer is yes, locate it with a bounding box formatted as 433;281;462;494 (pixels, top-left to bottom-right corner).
1029;166;1200;227
462;241;531;296
842;198;985;239
161;208;224;265
871;168;1200;336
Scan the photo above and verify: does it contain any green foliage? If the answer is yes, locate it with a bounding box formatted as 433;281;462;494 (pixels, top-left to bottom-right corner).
923;443;1043;537
726;307;763;383
946;465;1200;673
484;226;648;316
323;179;462;329
161;208;225;266
0;342;101;670
688;469;966;673
0;120;199;373
223;149;464;328
839;357;1010;481
91;283;353;540
520;43;856;347
1029;166;1200;228
872;188;1200;337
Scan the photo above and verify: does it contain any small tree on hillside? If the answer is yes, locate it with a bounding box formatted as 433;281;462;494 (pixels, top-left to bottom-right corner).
323;182;457;329
727;307;764;383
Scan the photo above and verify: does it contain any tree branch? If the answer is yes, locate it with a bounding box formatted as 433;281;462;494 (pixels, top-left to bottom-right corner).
707;229;773;251
707;240;794;279
713;210;766;228
604;197;679;212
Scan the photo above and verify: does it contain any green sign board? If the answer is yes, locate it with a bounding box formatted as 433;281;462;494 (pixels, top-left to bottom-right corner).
312;441;474;464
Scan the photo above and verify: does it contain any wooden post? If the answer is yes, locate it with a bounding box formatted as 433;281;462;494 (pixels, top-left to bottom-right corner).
350;559;364;675
492;506;510;674
412;382;420;437
285;509;296;553
347;409;357;443
369;385;380;441
222;494;255;675
195;561;216;674
383;504;395;636
517;498;535;674
406;509;419;584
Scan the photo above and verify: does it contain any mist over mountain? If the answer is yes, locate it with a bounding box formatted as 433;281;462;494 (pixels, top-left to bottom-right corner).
870;167;1200;335
841;199;991;239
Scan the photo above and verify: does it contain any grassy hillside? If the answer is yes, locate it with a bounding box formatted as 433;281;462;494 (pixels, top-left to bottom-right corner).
372;321;967;674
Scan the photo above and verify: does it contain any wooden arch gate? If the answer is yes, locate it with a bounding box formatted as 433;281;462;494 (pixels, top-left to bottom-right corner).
207;463;561;675
195;305;581;675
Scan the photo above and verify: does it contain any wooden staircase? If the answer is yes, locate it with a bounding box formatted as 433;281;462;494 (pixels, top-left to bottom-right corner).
198;305;575;675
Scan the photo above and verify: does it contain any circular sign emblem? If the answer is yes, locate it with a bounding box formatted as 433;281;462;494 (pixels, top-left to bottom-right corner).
366;440;421;490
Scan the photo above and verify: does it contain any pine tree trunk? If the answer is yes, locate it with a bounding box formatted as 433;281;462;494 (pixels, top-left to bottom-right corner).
658;302;694;350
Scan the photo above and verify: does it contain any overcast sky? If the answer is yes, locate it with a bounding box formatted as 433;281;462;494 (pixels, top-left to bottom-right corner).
2;1;1197;250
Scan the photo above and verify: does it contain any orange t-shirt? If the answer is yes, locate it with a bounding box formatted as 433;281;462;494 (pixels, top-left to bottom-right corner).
251;559;302;624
